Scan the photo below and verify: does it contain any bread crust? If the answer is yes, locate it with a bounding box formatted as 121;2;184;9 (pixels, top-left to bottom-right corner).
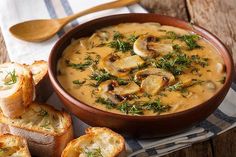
62;127;126;157
28;60;53;103
0;62;34;118
0;134;31;157
0;102;74;157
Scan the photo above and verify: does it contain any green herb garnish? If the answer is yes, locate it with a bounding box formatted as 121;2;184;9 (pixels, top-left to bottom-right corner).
163;32;202;50
108;40;133;52
85;148;103;157
179;34;201;50
129;105;144;115
90;69;113;86
143;99;171;114
95;97;116;109
4;69;17;85
156;53;191;75
167;82;184;91
113;31;124;40
128;34;139;43
108;32;133;52
167;79;204;92
165;31;178;40
118;102;143;115
66;56;93;71
191;55;208;67
116;78;129;85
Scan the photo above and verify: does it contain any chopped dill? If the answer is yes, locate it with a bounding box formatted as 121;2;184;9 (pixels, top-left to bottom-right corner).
180;34;202;50
66;55;100;71
108;32;133;52
166;82;184;91
113;31;124;40
4;69;17;85
95;97;116;109
108;40;133;52
89;69;113;86
191;55;208;67
65;56;93;71
142;99;171;114
84;147;103;157
155;53;191;75
118;102;143;115
163;31;202;50
128;34;139;43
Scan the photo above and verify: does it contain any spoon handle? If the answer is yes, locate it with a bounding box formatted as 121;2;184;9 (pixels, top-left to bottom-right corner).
59;0;140;25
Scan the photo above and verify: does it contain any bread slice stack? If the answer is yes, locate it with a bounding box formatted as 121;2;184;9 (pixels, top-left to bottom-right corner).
0;61;73;157
0;134;31;157
62;127;126;157
0;61;53;118
0;102;74;157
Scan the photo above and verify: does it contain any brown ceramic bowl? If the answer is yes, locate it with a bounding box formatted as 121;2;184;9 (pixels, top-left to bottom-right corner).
48;13;234;138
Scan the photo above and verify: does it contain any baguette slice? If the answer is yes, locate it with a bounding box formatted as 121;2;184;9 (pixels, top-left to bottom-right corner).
28;60;53;103
62;127;126;157
0;62;35;118
0;134;31;157
0;102;74;157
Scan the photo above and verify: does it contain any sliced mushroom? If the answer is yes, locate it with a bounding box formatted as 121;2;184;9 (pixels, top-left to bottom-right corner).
133;35;173;57
88;31;110;46
148;43;173;56
216;63;225;73
134;68;175;85
204;80;216;91
98;80;122;104
98;80;118;93
113;82;140;96
101;54;128;77
100;92;122;104
102;54;144;77
112;55;144;71
98;81;140;103
79;39;89;50
141;75;168;95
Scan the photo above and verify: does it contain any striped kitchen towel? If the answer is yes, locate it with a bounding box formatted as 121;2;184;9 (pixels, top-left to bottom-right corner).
0;0;235;157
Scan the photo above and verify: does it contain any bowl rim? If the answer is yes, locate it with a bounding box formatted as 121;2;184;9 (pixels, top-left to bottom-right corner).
48;13;234;120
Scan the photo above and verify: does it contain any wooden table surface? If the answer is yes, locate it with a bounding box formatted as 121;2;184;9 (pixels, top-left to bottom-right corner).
0;0;235;156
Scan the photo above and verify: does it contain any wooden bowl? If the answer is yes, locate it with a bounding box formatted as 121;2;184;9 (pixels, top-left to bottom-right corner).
48;13;234;138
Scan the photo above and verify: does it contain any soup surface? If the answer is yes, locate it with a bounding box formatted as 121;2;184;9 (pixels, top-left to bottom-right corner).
57;23;226;116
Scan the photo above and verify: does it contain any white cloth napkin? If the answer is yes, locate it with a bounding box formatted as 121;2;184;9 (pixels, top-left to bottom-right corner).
0;1;235;157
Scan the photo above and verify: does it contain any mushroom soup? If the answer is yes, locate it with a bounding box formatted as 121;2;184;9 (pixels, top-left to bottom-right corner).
57;23;226;116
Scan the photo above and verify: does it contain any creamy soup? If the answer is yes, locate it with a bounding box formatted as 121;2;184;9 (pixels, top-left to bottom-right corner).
57;23;226;116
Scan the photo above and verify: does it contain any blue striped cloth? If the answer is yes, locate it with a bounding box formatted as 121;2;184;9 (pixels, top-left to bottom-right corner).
0;0;235;156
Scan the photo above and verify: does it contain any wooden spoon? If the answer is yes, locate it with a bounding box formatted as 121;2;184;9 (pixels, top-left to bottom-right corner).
9;0;140;42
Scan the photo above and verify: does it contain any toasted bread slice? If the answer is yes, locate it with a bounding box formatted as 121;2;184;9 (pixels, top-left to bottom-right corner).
0;102;74;157
62;127;126;157
0;134;31;157
28;60;53;102
0;62;35;118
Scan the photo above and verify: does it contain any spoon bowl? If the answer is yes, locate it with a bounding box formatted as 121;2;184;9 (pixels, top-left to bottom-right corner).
9;19;62;42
